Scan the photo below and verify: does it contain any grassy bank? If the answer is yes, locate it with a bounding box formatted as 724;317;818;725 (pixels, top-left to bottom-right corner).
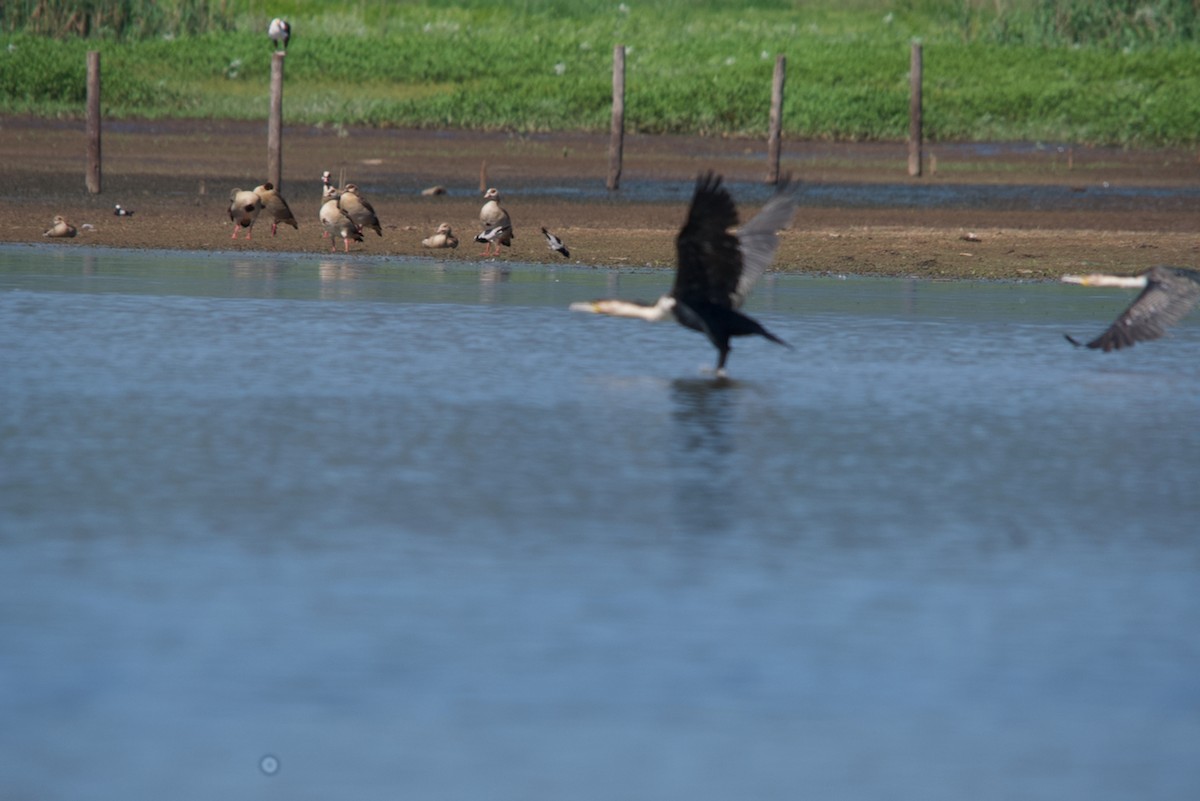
3;1;1199;145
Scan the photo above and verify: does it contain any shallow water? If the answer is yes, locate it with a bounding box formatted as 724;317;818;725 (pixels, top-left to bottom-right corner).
348;172;1200;213
2;245;1198;800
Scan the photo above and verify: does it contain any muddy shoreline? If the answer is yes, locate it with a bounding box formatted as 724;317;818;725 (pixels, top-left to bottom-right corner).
2;117;1197;279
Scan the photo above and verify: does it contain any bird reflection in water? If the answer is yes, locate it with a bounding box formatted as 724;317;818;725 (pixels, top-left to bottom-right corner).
668;376;744;536
318;260;372;299
478;264;511;304
227;260;288;298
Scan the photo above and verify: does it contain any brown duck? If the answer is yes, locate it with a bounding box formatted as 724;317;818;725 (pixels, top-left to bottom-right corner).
338;184;382;236
253;183;298;236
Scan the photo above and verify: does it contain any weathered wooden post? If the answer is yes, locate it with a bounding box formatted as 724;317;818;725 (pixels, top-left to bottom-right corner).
908;40;923;178
607;44;625;191
268;51;285;190
86;51;101;194
766;54;786;184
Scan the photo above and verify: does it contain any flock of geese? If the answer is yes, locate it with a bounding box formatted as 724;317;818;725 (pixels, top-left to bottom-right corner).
36;14;1200;374
40;169;1200;375
212;15;1200;371
214;168;1198;374
222;172;573;262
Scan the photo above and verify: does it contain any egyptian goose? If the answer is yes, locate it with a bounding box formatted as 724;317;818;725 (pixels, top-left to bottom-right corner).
228;188;264;240
478;187;513;256
338;184;382;236
43;215;77;238
422;223;459;249
320;195;363;253
253;183;298;236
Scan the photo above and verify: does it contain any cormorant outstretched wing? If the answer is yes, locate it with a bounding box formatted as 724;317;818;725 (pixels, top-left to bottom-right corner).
732;175;799;308
1086;266;1200;351
673;172;742;309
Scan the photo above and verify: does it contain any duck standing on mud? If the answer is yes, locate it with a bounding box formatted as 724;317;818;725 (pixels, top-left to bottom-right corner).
338;184;382;237
478;187;513;256
318;177;362;253
253;182;298;236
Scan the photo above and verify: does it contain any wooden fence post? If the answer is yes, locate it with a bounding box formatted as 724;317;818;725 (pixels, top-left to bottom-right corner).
86;51;101;194
908;41;923;178
766;54;786;184
268;52;285;191
607;44;625;191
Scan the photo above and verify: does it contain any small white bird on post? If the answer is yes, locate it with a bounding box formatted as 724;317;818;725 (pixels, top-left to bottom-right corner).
268;18;290;51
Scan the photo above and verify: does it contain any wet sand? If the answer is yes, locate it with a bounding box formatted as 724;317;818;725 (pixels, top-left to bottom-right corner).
2;116;1197;279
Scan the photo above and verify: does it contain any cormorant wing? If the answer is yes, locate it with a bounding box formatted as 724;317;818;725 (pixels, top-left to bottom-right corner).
732;176;799;308
1087;266;1200;351
673;172;741;309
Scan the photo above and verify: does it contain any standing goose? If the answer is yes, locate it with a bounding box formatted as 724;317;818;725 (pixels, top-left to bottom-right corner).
320;192;363;253
319;171;337;239
43;215;77;238
338;183;382;237
478;187;513;256
570;172;799;376
228;188;264;240
1062;266;1200;351
422;222;459;249
253;182;298;236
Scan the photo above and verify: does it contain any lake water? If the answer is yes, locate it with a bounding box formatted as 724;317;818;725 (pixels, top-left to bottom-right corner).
2;244;1198;801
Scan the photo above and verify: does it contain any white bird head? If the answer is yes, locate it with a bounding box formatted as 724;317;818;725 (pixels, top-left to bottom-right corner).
268;18;290;48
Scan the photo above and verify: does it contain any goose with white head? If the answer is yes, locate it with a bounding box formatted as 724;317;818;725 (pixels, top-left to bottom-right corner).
268;18;290;51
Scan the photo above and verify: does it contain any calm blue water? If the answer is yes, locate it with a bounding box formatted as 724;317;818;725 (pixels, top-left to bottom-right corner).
2;245;1198;801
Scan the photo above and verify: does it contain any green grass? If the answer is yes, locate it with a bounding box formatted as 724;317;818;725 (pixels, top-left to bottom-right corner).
2;1;1199;145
